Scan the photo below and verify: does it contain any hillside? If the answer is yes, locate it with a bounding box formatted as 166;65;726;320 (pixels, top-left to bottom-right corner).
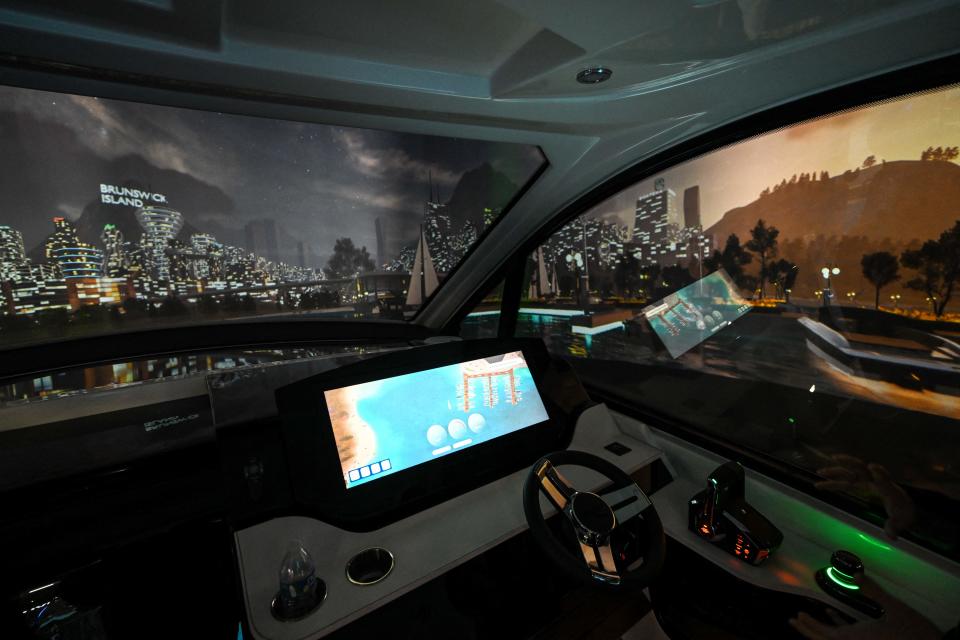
25;153;234;261
705;160;960;245
444;162;519;229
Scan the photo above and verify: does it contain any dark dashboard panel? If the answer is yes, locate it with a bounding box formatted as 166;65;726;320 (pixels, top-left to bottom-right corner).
273;338;575;530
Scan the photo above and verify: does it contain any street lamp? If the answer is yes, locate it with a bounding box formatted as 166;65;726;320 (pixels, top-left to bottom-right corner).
565;251;586;307
889;293;901;309
820;265;840;307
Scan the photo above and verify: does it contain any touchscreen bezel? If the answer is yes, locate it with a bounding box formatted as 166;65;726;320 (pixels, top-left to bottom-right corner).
276;338;572;530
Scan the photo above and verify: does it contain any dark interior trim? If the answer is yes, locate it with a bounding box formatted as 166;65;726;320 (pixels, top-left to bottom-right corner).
497;254;526;338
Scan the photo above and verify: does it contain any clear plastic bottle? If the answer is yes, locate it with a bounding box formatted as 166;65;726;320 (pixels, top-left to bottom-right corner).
274;541;321;619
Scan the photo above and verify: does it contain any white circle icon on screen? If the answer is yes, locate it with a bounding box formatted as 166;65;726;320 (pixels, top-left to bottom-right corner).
448;419;468;440
467;413;486;433
426;424;447;447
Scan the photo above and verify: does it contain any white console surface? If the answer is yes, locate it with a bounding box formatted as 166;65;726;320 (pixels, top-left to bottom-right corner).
235;404;662;640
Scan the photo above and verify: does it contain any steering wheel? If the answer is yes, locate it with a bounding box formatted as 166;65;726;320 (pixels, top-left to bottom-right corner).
523;450;665;588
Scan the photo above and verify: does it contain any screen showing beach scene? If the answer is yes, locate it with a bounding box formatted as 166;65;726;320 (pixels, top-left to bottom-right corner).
325;351;550;488
642;269;751;358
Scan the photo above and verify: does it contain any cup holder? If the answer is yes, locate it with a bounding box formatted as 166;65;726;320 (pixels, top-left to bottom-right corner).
346;547;394;586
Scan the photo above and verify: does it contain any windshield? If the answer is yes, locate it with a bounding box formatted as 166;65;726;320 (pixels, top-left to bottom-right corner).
502;83;960;560
0;84;544;350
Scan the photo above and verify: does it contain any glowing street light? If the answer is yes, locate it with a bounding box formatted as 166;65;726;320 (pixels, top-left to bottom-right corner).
820;265;840;307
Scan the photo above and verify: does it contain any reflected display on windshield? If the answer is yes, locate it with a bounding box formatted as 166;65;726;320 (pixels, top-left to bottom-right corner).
642;270;751;358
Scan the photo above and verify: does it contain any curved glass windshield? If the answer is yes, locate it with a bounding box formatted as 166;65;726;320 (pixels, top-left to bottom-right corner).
0;84;544;349
496;84;960;560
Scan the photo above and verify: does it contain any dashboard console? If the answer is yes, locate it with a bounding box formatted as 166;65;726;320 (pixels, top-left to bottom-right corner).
274;338;574;530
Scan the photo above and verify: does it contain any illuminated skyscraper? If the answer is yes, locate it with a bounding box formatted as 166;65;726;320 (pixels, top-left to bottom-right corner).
423;199;453;272
189;233;217;279
684;185;701;228
5;263;69;315
135;205;184;281
0;225;26;280
51;245;104;279
632;183;680;246
41;217;103;280
101;223;126;277
45;217;80;260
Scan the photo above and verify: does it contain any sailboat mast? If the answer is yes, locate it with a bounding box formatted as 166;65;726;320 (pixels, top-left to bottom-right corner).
419;224;426;305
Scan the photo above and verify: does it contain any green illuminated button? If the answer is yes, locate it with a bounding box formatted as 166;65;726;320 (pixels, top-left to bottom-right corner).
826;566;860;590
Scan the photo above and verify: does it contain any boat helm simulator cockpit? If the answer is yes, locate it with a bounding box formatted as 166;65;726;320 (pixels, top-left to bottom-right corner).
1;2;959;639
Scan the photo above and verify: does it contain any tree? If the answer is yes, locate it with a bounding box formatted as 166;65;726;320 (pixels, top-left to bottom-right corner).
766;259;799;302
921;146;960;162
704;233;754;291
324;237;375;279
862;155;877;169
637;263;661;300
656;265;694;299
745;220;780;299
613;253;642;297
861;251;900;310
900;220;960;317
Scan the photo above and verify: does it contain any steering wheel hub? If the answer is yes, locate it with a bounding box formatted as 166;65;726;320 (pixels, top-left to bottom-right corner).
569;492;616;542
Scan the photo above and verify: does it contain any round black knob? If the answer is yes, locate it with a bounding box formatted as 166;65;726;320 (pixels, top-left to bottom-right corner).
831;550;863;578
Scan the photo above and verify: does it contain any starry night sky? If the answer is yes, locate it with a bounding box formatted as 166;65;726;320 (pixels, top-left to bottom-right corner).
0;84;542;264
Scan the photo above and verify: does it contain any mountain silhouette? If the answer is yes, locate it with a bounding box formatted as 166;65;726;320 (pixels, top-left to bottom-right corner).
705;160;960;245
444;162;520;229
25;153;233;260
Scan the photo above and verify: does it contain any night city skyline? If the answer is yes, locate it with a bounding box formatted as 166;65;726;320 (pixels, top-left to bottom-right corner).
0;84;543;265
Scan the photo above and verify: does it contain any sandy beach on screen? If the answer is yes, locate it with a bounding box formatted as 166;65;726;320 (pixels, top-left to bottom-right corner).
325;386;378;476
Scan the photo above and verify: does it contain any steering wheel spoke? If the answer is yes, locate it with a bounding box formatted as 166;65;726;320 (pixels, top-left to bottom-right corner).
578;540;621;585
601;483;652;525
535;459;576;510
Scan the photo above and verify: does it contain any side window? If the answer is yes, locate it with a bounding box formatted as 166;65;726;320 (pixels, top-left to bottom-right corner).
458;280;504;339
518;85;960;561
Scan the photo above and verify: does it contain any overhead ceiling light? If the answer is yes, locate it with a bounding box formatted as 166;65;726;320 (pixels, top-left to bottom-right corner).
576;67;613;84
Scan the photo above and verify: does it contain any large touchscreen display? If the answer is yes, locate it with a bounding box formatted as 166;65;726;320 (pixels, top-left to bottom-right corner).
326;351;549;488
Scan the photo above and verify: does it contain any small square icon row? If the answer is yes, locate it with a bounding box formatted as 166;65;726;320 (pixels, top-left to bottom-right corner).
348;459;392;482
